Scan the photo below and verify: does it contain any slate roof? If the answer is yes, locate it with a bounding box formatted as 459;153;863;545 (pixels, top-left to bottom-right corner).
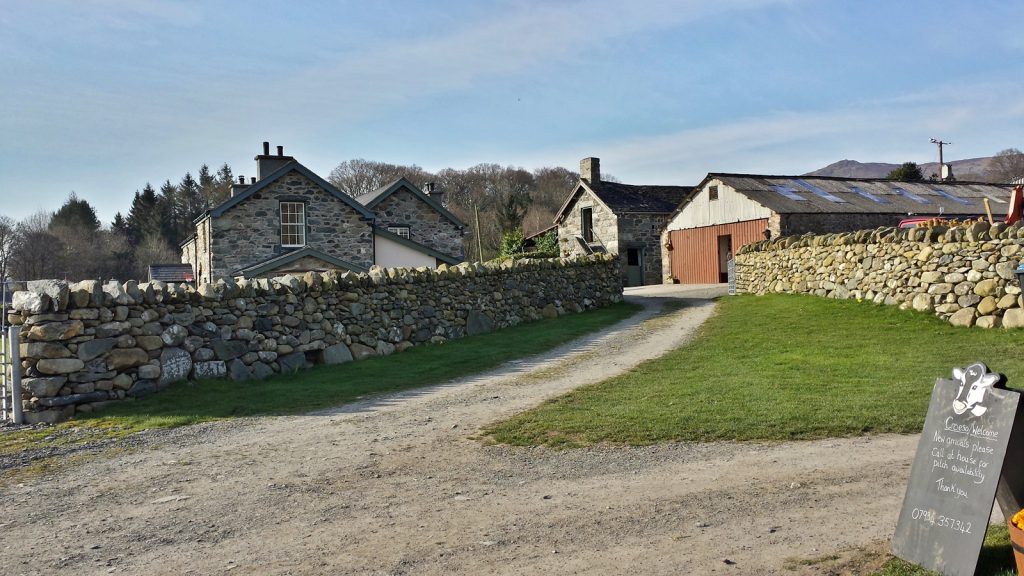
592;182;692;213
555;180;693;223
356;178;466;228
684;174;1012;217
373;227;462;266
232;247;370;278
204;161;375;221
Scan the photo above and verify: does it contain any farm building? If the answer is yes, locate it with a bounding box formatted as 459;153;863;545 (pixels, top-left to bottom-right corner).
662;174;1013;284
556;157;691;287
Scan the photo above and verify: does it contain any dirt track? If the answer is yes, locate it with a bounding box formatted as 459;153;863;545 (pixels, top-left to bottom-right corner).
0;285;924;575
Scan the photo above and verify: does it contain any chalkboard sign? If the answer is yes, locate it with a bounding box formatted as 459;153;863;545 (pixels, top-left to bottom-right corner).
892;363;1020;576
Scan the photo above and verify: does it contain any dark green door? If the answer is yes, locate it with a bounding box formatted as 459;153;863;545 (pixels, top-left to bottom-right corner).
626;247;643;286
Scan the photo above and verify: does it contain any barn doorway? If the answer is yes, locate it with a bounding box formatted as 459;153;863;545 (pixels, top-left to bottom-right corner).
717;235;732;283
625;246;643;287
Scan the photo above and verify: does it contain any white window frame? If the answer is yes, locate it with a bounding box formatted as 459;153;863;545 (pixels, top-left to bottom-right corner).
280;202;306;247
387;226;410;239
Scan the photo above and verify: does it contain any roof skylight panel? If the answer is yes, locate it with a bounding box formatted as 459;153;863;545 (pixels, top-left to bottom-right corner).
791;179;847;203
769;183;807;201
892;187;930;204
931;188;972;206
848;186;890;204
977;190;1009;204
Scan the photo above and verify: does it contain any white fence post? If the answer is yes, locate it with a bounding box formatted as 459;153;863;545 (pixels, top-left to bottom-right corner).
9;326;22;425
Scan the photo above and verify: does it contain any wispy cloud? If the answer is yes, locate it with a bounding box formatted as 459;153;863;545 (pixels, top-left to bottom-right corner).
34;0;203;29
276;0;791;118
530;80;1024;183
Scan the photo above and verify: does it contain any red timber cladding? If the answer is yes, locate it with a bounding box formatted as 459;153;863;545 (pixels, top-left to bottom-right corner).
668;219;768;284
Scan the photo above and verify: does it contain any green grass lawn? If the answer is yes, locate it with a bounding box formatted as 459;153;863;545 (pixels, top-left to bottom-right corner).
485;293;1024;446
0;302;641;457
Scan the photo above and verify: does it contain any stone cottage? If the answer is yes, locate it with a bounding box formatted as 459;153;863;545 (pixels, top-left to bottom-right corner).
181;143;466;283
554;157;691;286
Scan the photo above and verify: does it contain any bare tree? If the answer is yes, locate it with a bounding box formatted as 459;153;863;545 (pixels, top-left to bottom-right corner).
11;211;63;280
989;148;1024;183
0;215;15;282
132;233;180;280
328;159;434;197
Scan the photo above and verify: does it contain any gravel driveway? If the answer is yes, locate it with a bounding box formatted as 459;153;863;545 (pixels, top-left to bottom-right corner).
0;285;920;575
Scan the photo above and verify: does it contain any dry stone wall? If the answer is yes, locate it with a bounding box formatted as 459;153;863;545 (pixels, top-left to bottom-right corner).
735;220;1024;329
7;256;621;424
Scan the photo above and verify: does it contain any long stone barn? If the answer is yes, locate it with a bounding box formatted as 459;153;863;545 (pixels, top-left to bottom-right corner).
661;174;1014;284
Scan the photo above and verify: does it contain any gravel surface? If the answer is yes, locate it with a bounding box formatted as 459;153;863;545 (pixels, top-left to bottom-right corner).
0;285;921;575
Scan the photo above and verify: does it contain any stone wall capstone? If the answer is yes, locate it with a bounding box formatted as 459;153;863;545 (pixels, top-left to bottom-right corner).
735;220;1024;329
7;256;621;424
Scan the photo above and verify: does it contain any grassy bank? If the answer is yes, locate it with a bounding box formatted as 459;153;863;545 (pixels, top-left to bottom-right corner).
485;293;1024;446
1;302;641;456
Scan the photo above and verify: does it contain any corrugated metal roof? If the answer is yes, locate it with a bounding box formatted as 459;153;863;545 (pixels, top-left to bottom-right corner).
711;174;1011;216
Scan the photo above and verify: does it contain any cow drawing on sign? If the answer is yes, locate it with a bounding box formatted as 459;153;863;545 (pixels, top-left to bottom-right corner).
952;362;1001;417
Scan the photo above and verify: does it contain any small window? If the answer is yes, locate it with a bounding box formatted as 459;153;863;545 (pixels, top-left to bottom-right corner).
581;207;593;243
280;202;306;247
708;185;719;201
387;226;410;239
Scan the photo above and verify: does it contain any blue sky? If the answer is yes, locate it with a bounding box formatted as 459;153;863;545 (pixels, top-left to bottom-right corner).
2;0;1023;225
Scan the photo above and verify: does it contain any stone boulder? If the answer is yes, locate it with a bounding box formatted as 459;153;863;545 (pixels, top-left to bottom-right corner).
77;338;118;361
22;342;71;359
192;361;227;380
349;343;377;361
159;347;192;385
278;352;308;373
161;325;189;346
28;320;84;342
212;339;248;361
22;376;66;398
106;348;150;370
320;344;353;365
26;279;69;311
36;358;85;375
12;291;50;314
466;310;495;336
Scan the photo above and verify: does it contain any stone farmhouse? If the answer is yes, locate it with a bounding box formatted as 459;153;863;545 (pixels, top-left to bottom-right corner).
555;157;691;287
662;174;1013;284
181;143;465;283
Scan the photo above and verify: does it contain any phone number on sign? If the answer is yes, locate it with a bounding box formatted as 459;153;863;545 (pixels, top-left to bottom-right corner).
911;508;973;534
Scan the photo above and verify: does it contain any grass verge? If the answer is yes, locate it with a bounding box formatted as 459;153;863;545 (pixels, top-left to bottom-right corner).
0;302;641;463
870;523;1014;575
484;293;1024;447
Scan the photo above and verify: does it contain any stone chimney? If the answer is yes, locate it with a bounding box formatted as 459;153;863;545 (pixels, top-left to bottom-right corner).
255;141;295;180
230;175;250;198
580;157;600;188
424;182;443;202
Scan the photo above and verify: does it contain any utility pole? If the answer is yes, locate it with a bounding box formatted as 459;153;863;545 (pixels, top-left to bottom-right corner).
474;203;484;263
930;138;952;181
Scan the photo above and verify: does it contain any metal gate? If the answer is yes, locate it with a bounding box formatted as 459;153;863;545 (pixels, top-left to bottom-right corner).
1;321;22;425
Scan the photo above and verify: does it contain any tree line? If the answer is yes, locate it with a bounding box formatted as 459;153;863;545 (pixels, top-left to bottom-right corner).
0;163;234;284
0;158;579;283
888;148;1024;182
327;159;579;260
5;147;1022;285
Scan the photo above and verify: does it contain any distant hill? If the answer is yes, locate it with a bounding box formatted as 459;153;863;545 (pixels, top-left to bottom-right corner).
806;157;996;181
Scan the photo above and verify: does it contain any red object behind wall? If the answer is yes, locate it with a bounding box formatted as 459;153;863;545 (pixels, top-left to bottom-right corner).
668;219;769;284
1006;185;1023;226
